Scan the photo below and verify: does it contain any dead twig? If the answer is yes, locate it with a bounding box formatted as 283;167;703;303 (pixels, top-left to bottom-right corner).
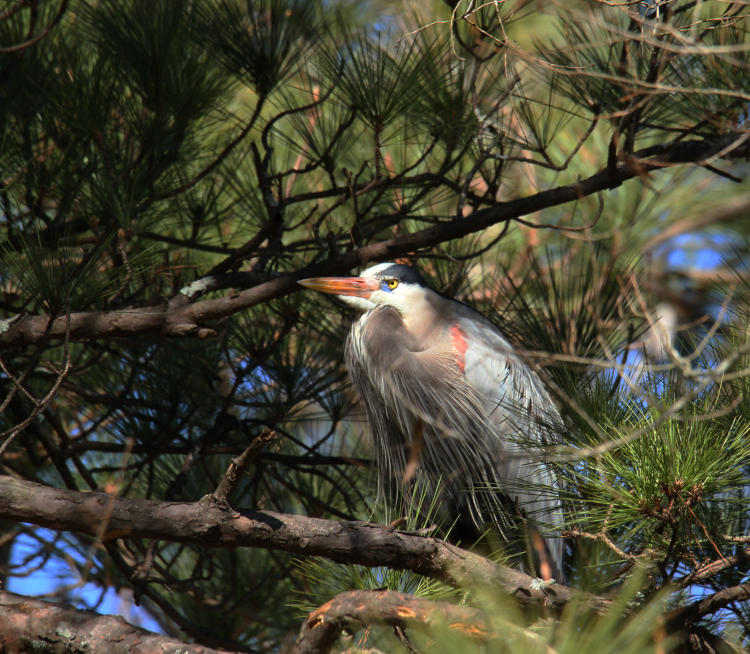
208;430;278;506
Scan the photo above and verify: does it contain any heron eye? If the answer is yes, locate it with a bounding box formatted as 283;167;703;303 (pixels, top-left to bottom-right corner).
384;278;399;291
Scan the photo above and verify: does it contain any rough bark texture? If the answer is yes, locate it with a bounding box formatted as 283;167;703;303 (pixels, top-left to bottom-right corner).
0;475;607;613
293;589;493;654
0;590;224;654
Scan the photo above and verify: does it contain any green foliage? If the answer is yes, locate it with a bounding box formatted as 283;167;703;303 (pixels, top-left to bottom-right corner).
410;36;481;149
572;404;750;552
305;568;675;654
1;0;749;651
0;228;113;313
198;0;321;95
82;0;227;121
291;480;463;616
545;13;652;118
545;2;750;140
319;27;422;131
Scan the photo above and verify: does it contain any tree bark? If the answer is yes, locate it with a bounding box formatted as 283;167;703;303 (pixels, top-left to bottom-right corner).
293;589;493;654
0;590;225;654
0;475;606;613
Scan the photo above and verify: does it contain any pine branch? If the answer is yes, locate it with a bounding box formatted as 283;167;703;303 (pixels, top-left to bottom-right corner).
208;430;277;506
0;590;229;654
679;583;750;623
292;589;493;654
676;547;750;587
0;0;69;54
667;583;750;637
1;132;747;351
0;474;606;614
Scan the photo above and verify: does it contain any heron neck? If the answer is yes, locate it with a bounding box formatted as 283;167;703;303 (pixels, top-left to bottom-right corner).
402;294;451;348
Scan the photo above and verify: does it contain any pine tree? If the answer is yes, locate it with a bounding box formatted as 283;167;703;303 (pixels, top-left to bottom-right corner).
0;1;748;652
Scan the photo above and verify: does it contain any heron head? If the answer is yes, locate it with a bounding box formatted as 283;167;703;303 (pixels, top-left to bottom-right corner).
298;262;428;314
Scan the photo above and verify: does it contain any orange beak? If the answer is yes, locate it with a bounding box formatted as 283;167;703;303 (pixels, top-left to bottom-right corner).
298;276;380;299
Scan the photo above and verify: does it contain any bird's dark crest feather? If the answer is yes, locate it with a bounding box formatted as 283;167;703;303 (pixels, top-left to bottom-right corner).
371;264;427;286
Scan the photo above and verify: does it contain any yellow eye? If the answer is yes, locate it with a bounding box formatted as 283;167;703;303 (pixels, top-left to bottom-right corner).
386;278;399;290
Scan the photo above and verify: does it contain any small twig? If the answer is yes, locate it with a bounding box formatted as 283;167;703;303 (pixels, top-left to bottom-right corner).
393;624;420;654
387;517;407;531
132;540;159;605
0;0;68;53
702;163;743;183
0;311;72;459
565;527;639;562
154;96;267;201
677;494;728;566
209;430;277;506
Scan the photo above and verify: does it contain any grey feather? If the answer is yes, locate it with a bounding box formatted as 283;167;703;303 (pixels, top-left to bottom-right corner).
300;263;566;579
346;301;565;579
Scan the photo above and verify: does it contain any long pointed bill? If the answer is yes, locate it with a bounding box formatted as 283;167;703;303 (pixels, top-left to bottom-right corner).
298;276;380;299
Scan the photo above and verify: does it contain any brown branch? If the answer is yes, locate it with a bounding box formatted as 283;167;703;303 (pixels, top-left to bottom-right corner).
0;475;608;614
676;547;750;587
686;582;750;621
0;590;226;654
2;133;747;351
292;590;493;654
0;311;72;457
0;0;68;54
685;625;746;654
565;527;639;562
208;429;277;506
667;583;750;633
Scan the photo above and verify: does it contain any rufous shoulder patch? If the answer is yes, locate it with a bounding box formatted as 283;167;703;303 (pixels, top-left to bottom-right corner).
450;325;468;374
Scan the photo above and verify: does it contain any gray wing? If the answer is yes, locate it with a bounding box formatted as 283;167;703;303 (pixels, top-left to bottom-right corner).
345;305;519;534
347;304;565;578
458;310;565;574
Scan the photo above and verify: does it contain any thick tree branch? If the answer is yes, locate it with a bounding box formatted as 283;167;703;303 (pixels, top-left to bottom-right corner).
664;583;750;653
0;590;225;654
293;590;493;654
0;475;606;614
1;133;747;351
676;547;750;586
668;582;750;627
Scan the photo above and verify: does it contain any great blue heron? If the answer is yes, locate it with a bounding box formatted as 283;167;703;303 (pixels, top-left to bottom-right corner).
299;262;565;579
